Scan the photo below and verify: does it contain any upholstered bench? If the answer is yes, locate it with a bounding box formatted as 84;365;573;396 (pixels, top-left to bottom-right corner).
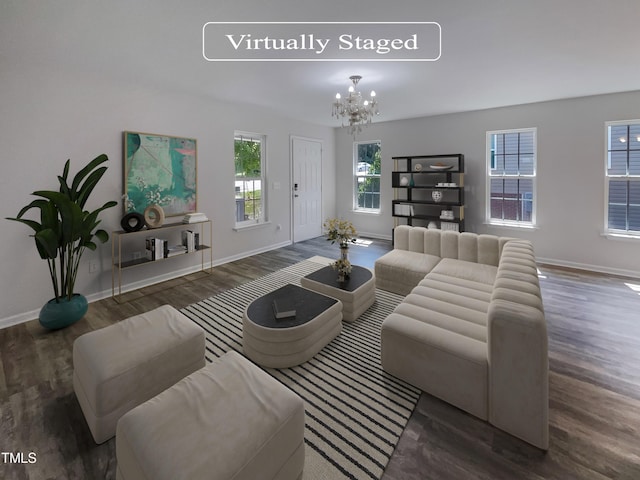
115;350;306;480
73;305;205;444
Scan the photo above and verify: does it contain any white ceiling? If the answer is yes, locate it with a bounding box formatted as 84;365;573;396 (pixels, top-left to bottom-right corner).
2;0;640;126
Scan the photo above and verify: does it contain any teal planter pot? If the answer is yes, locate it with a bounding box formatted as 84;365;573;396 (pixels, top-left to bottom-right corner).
39;294;88;330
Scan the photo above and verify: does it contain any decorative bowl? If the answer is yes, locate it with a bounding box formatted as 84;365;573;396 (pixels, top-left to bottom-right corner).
429;165;453;171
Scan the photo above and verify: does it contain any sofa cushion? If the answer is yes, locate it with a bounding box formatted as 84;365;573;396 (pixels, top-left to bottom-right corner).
394;301;487;342
374;249;441;296
430;258;498;285
407;286;490;322
381;313;488;420
419;275;493;300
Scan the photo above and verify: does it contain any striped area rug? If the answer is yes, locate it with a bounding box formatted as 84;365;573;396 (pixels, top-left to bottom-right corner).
180;257;420;480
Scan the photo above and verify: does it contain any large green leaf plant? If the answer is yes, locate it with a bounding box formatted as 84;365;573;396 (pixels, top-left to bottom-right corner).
6;154;117;302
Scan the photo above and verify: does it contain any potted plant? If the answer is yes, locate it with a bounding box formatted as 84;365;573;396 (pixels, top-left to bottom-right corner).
6;154;117;329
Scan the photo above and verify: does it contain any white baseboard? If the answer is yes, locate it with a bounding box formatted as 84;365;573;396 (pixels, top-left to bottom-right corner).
537;256;640;279
214;240;292;265
0;240;293;330
358;231;393;241
0;310;40;330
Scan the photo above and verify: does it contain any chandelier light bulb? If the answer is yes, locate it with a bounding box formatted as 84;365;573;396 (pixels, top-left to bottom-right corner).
335;93;341;100
348;85;355;93
370;91;376;97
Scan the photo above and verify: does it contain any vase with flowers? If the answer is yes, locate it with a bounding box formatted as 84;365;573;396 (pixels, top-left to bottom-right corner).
323;218;357;282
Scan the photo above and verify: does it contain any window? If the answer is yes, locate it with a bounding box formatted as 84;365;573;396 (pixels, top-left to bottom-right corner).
354;140;381;212
234;131;266;226
605;120;640;236
486;128;536;226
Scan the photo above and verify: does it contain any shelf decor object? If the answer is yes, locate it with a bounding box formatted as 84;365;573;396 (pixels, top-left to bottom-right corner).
123;131;197;217
143;204;165;228
429;164;453;171
120;212;145;232
391;154;465;233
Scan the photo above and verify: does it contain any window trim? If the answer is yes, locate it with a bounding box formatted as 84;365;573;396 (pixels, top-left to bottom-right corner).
604;119;640;238
234;131;267;228
353;140;382;213
485;127;537;228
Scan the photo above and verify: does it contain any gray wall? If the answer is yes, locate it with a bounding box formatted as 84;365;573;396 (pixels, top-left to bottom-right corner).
335;90;640;277
0;64;335;326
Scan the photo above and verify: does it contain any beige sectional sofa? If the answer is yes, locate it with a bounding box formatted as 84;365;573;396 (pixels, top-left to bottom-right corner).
375;225;548;450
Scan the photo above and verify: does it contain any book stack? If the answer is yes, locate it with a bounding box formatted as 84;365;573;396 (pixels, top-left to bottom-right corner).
166;244;187;258
181;230;198;253
145;237;168;261
272;297;296;319
182;212;208;224
393;204;414;216
440;222;460;232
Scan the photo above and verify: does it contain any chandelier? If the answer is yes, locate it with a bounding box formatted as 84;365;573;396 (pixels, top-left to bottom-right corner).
332;75;379;135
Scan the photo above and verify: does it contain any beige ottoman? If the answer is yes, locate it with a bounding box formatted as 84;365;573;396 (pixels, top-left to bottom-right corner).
116;350;305;480
73;305;205;444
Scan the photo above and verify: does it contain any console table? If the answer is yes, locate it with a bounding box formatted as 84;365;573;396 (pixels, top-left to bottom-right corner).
111;219;212;301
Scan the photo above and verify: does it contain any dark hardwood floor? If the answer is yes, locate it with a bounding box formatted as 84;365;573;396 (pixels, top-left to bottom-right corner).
1;236;640;479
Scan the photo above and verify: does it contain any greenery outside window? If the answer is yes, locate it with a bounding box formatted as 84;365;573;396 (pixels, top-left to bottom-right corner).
354;140;381;212
605;120;640;236
235;131;266;227
486;128;536;227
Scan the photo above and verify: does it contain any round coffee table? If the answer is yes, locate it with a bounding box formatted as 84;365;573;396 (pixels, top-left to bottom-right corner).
242;283;343;368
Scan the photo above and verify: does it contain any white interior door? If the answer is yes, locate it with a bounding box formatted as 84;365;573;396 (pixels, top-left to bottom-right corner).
292;137;323;243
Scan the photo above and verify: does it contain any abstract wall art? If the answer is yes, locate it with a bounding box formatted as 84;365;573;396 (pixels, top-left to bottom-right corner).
123;131;197;217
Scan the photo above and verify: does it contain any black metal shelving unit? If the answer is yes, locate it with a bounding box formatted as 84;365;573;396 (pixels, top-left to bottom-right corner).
391;154;465;232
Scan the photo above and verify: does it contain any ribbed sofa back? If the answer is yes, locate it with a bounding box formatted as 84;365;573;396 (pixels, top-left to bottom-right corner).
393;225;510;267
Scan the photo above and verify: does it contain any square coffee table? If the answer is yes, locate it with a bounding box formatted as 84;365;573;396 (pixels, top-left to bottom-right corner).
300;265;375;322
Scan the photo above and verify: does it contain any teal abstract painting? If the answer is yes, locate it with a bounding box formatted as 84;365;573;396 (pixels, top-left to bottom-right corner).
123;131;197;217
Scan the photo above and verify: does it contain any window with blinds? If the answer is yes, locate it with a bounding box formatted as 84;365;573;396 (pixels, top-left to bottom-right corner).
486;128;537;226
606;121;640;236
354;140;381;212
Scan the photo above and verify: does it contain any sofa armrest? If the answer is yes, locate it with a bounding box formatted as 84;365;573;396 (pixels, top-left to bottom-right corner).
488;299;549;449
